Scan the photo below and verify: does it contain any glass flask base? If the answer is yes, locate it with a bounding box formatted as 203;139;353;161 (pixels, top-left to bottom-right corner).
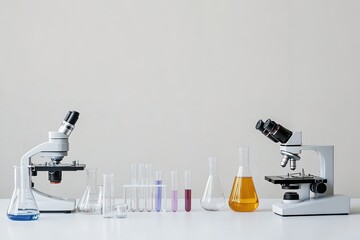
229;177;259;212
7;213;40;221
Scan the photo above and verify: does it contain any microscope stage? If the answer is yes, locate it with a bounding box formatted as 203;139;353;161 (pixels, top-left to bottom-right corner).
32;163;86;172
265;174;326;185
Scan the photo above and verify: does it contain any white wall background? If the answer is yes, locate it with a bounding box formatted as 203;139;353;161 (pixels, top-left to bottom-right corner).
0;0;359;200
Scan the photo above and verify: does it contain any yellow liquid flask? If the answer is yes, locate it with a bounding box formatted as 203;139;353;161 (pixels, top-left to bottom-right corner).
229;146;259;212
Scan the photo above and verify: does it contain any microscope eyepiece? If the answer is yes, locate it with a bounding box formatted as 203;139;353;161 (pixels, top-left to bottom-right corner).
255;120;279;143
64;111;79;125
59;111;80;136
263;119;292;144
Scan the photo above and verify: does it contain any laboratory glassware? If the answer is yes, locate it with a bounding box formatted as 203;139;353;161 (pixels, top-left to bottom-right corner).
130;164;137;212
200;157;226;211
78;169;102;214
185;170;191;212
115;204;128;218
229;146;259;212
103;173;115;218
145;164;153;212
137;164;145;212
171;170;178;212
155;171;162;212
7;165;40;221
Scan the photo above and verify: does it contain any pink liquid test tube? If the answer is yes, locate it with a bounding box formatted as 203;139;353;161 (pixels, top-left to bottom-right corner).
171;170;178;212
185;170;191;212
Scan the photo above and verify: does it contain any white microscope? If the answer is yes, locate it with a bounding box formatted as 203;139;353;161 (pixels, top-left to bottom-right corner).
20;111;85;213
256;119;350;216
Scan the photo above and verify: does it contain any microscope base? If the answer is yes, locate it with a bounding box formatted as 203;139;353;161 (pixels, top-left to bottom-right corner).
273;195;350;216
33;189;76;213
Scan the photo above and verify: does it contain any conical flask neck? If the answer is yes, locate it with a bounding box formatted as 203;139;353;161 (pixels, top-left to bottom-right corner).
208;157;218;176
237;146;251;177
86;169;98;188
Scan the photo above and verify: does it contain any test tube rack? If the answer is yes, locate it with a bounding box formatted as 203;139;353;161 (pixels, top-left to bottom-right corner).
123;184;167;212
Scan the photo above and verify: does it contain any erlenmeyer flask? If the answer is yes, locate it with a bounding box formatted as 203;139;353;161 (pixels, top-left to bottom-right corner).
200;157;226;211
229;146;259;212
78;169;101;214
7;165;40;221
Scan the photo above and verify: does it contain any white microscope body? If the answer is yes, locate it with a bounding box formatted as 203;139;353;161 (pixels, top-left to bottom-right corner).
256;119;350;216
272;132;350;216
20;111;85;213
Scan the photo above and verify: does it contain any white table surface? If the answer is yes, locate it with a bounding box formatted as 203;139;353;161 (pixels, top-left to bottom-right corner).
1;199;360;240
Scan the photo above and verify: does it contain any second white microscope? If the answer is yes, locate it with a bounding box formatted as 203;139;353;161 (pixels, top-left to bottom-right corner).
20;111;85;213
256;119;350;216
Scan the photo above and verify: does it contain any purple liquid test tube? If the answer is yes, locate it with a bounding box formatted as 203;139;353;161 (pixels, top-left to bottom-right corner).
155;171;162;212
185;170;191;212
171;170;178;212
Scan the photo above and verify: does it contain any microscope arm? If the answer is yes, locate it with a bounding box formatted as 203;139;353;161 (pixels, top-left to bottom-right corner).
20;132;69;166
301;145;334;196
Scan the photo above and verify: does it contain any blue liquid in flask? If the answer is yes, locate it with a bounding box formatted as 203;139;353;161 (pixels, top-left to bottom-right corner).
7;213;39;221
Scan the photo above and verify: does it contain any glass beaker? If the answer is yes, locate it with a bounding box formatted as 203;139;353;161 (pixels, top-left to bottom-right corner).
7;165;40;221
78;169;102;214
229;146;259;212
200;157;226;211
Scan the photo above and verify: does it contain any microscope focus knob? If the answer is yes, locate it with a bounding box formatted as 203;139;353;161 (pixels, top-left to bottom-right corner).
310;182;327;194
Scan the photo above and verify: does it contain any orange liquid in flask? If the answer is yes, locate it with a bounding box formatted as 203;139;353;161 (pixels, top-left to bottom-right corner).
229;177;259;212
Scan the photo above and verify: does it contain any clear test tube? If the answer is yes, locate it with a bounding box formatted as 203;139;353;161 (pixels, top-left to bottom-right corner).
137;163;145;212
130;164;137;212
155;171;162;212
171;170;178;212
145;164;153;212
185;170;191;212
103;173;115;218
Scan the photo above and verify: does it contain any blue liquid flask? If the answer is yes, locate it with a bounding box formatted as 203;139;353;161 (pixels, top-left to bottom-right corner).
7;165;40;221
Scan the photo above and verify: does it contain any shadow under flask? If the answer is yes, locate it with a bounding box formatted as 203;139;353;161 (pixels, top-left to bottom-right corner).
7;165;40;221
229;146;259;212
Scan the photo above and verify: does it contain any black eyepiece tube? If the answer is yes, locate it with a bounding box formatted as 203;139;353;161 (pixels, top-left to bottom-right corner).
59;111;80;136
263;119;292;144
65;111;79;125
255;120;279;143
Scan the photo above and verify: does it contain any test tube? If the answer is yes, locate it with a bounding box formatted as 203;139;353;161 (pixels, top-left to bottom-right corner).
185;170;191;212
102;173;115;218
145;164;153;212
130;164;137;212
155;171;162;212
171;170;178;212
137;163;145;212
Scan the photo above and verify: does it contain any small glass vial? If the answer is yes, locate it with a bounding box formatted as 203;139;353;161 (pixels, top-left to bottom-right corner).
185;170;191;212
229;146;259;212
171;170;178;212
200;157;226;211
